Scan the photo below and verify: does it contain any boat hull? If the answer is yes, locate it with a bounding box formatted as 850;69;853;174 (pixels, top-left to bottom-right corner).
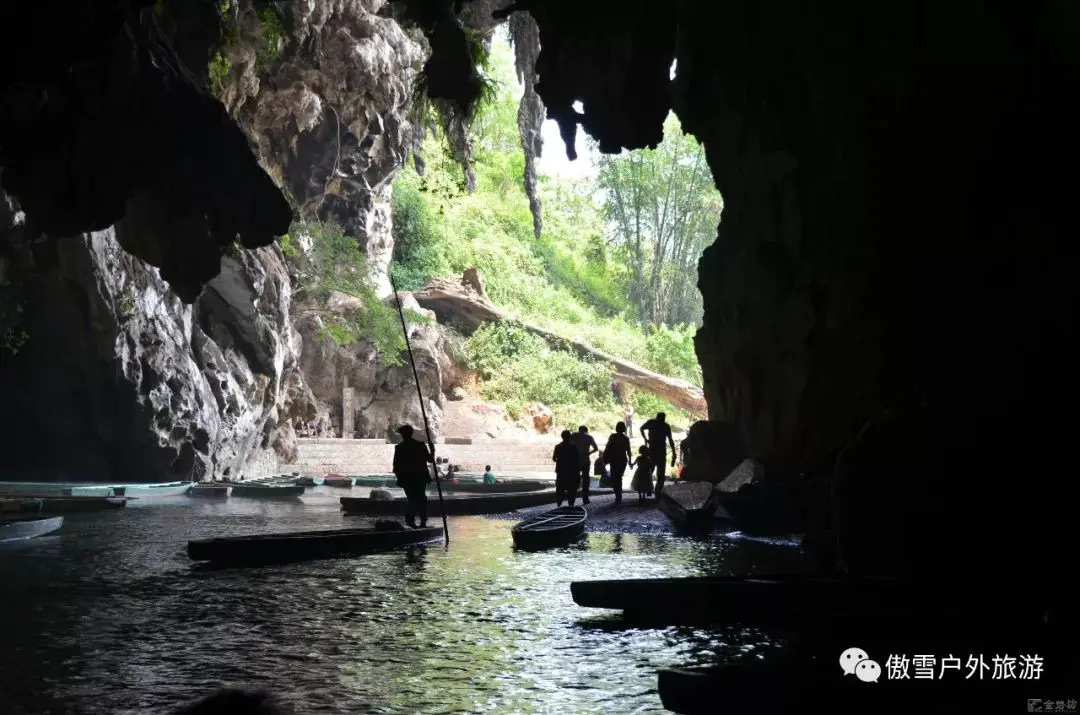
111;481;192;498
0;515;64;542
0;498;43;514
511;506;587;551
658;481;718;534
189;485;230;498
187;526;443;565
657;661;1041;715
230;484;305;498
294;476;324;487
341;489;614;516
323;476;355;488
37;497;127;514
570;576;1039;630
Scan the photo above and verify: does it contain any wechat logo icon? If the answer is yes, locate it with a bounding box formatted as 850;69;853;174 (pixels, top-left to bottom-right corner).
840;647;882;683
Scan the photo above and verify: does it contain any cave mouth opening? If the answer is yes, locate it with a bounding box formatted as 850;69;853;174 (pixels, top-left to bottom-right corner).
358;29;721;443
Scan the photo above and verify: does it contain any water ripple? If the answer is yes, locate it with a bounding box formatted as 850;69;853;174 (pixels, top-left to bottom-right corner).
0;495;803;714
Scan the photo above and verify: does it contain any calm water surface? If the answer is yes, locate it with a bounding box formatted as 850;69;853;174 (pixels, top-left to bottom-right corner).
0;488;804;714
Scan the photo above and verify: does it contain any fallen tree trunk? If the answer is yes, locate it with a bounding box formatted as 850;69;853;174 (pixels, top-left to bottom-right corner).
412;276;708;416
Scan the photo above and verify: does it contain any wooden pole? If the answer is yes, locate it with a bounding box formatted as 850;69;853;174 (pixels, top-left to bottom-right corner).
389;276;449;543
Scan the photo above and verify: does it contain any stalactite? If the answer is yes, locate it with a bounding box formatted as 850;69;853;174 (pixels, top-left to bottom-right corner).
508;10;544;238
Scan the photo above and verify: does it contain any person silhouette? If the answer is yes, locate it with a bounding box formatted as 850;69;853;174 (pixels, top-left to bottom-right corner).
570;425;599;504
393;424;434;528
604;421;633;505
553;430;580;506
640;412;676;498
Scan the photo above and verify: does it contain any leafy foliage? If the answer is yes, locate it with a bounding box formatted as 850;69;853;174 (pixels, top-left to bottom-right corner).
284;221;426;367
595;113;724;327
389;34;710;431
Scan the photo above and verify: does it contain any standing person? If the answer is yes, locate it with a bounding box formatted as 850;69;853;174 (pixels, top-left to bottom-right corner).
553;430;580;506
604;421;633;506
640;412;676;499
483;465;497;485
593;450;610;487
624;404;635;442
393;424;434;528
571;425;598;504
630;446;655;504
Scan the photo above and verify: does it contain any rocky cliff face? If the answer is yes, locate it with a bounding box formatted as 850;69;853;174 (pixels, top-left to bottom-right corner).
217;0;426;297
0;193;313;481
293;293;463;439
507;0;1078;594
0;0;436;479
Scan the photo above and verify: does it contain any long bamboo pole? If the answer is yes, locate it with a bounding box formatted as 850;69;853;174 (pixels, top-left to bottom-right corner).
389;276;449;543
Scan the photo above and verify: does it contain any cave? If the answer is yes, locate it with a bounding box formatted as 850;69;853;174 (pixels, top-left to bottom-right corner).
1;0;1077;702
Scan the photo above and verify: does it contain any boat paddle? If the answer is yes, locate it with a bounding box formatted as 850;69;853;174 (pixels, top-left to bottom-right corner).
389;276;449;544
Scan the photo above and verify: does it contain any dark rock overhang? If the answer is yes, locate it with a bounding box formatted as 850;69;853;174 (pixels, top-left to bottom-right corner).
0;0;292;303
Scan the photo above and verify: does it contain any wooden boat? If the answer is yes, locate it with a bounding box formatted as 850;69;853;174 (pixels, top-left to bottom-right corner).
658;481;717;533
294;475;324;487
0;515;64;542
323;475;354;488
0;497;42;514
511;506;587;551
0;483;115;497
349;475;400;488
0;515;61;544
37;497;127;514
110;481;192;498
230;484;305;499
0;481;191;499
569;575;1036;629
437;480;552;494
187;524;443;565
657;661;1039;715
342;489;615;516
189;484;230;498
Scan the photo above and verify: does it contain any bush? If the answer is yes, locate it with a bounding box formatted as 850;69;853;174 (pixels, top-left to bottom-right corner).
288;220;422;366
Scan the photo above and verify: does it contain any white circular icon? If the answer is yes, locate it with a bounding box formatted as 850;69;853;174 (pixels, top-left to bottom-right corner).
839;647;869;675
855;659;882;683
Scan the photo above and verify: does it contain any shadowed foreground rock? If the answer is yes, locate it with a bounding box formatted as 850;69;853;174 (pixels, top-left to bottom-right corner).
172;689;289;715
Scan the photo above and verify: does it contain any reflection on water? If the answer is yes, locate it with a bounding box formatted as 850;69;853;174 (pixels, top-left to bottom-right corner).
0;489;802;714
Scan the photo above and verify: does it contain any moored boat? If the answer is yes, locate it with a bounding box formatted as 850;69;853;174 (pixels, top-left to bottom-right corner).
341;489;615;516
511;506;587;551
230;484;305;499
187;524;444;565
294;475;324;487
0;483;115;497
189;484;230;498
657;661;1038;715
569;575;1035;629
323;475;354;488
438;480;552;494
0;498;43;514
0;515;64;542
349;475;399;488
658;481;717;533
36;497;127;514
110;481;192;498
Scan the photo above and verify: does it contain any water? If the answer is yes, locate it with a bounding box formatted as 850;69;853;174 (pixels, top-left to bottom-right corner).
0;489;805;714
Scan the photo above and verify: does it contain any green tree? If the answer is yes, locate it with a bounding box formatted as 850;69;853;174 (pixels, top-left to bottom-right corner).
595;113;723;328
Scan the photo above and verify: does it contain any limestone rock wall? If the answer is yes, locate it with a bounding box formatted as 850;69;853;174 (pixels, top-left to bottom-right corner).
0;194;314;481
293;294;464;440
218;0;426;297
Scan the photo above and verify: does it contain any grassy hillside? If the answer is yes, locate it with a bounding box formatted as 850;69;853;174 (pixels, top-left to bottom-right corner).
389;37;706;434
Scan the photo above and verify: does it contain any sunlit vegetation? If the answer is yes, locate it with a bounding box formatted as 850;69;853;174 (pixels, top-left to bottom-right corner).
388;37;720;432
